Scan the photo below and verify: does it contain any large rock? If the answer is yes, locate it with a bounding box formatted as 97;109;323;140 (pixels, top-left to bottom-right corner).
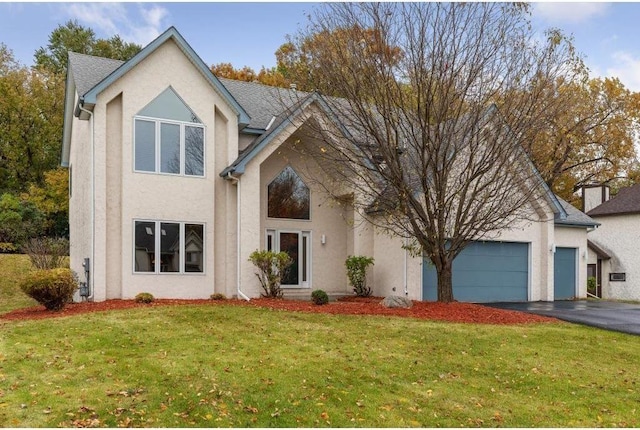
381;295;413;309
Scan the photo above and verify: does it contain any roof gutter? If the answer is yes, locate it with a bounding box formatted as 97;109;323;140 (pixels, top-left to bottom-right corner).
226;172;250;301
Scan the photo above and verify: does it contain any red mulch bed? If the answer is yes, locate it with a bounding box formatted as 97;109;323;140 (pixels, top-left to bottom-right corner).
1;296;557;325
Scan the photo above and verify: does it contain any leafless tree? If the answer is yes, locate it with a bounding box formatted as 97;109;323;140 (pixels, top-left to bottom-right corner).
285;3;582;302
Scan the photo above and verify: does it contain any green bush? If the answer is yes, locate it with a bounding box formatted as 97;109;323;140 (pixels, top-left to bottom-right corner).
345;255;375;297
210;293;227;300
311;289;329;305
249;249;292;298
20;268;78;311
135;292;155;304
587;276;597;296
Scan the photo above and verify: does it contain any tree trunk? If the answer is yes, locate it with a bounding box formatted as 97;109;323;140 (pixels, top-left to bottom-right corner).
437;259;455;303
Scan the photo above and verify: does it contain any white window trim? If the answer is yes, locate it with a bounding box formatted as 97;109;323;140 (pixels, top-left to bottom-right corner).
133;115;206;177
265;229;311;288
133;219;205;275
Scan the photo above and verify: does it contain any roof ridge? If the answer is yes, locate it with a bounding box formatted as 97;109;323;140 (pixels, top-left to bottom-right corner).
68;51;125;64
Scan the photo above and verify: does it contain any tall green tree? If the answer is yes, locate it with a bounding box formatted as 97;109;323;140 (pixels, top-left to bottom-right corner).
34;20;141;75
0;45;63;194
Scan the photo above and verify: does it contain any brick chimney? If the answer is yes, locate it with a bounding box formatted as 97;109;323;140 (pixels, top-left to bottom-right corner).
582;184;610;212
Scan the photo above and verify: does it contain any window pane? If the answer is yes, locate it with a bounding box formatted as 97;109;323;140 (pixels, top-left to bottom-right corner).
280;232;299;285
160;223;180;272
302;234;308;283
160;123;180;174
134;221;155;272
135;120;156;172
185;126;204;176
268;166;310;219
184;224;204;272
138;87;202;123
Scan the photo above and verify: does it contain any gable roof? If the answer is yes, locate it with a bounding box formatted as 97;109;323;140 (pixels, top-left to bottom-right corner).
555;196;599;228
61;26;251;167
587;182;640;217
68;52;124;98
81;27;249;126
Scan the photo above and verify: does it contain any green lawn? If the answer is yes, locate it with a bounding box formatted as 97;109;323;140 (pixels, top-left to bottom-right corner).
1;254;640;427
0;254;37;314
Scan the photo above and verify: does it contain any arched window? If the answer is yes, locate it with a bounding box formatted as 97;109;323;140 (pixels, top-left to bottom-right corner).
134;87;205;176
267;166;310;220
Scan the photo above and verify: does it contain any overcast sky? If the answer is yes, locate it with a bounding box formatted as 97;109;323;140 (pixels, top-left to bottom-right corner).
1;2;640;91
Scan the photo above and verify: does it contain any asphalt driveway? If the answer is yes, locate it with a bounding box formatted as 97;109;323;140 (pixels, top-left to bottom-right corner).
485;300;640;335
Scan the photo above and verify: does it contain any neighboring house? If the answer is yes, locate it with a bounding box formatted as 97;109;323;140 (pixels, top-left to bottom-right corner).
61;27;597;303
585;183;640;300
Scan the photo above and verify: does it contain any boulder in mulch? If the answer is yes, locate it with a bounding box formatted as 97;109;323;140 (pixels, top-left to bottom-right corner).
381;295;413;309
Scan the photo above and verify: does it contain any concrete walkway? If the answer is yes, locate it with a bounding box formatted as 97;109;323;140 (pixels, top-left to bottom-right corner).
485;300;640;336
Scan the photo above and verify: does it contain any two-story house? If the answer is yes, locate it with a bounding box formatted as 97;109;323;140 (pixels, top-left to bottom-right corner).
62;27;596;303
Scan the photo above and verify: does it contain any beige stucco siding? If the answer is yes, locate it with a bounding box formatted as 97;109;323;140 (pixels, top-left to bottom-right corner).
86;38;241;299
369;206;558;301
588;216;640;300
68;91;93;299
258;140;351;296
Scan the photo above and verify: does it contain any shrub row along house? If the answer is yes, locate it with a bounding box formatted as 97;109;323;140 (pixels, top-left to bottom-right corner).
62;27;597;303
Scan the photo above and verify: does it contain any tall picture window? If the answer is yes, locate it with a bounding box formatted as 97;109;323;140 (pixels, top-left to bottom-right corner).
267;166;310;220
134;87;205;177
134;220;204;274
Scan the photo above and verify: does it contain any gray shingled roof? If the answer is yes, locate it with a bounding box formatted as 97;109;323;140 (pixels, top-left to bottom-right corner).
555;196;599;227
587;182;640;217
68;52;124;97
218;78;306;130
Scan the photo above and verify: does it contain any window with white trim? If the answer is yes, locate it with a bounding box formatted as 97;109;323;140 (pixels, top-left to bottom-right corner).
134;220;204;274
266;229;311;288
134;87;204;176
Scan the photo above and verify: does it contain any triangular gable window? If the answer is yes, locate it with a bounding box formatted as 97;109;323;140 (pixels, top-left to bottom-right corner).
268;166;310;220
137;87;202;123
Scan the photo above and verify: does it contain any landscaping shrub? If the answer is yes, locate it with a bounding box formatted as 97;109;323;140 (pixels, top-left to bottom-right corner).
210;293;227;300
249;249;292;298
311;289;329;305
135;292;155;303
20;268;78;311
345;255;374;297
0;242;18;254
587;276;597;296
22;236;69;269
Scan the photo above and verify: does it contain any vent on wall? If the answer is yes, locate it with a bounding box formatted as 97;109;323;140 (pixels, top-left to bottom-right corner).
610;273;626;282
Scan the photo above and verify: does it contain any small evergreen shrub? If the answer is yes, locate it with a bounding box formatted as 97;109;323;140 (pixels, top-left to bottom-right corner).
20;268;78;311
210;293;227;300
311;289;329;305
587;276;597;296
135;292;155;304
345;255;375;297
249;249;292;298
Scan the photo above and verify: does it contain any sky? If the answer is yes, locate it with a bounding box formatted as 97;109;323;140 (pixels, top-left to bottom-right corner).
1;2;640;91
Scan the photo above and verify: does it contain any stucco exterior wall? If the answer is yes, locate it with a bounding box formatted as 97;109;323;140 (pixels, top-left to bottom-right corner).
68;90;93;300
369;207;560;301
85;39;241;299
588;215;640;300
257;139;351;296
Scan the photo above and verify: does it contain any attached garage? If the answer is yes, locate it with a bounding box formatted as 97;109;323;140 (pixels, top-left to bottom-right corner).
554;247;577;300
423;241;529;303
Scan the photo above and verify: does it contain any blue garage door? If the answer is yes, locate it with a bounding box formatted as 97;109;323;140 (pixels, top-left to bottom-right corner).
423;241;529;302
554;247;576;300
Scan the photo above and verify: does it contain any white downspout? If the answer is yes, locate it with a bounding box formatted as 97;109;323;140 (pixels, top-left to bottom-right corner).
78;104;95;300
226;172;250;301
404;238;408;296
